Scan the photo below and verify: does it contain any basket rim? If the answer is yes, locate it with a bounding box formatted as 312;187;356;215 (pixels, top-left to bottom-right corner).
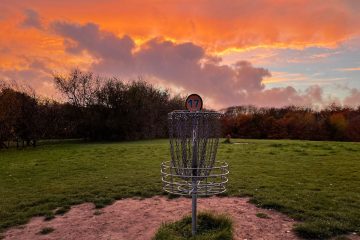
161;160;228;170
168;110;222;115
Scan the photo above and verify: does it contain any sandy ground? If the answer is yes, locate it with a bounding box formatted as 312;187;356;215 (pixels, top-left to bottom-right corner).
3;196;359;240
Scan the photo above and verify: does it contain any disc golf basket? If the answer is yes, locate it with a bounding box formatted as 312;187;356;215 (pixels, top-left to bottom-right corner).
161;94;229;236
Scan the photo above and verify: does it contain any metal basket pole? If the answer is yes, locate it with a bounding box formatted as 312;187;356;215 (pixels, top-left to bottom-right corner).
191;117;198;236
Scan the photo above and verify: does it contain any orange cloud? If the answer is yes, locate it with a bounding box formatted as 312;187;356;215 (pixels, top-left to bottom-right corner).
1;0;359;53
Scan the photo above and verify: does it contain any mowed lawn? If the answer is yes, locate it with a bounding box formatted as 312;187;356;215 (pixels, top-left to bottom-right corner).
0;139;360;239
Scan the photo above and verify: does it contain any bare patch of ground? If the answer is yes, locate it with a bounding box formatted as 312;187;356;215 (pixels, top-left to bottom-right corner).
1;196;348;240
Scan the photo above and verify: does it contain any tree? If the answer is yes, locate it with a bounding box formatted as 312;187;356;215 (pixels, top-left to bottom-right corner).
0;88;38;148
53;69;101;107
52;71;184;141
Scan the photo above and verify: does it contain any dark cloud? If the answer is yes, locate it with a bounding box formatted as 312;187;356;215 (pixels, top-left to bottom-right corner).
52;22;135;69
20;9;42;29
51;21;328;108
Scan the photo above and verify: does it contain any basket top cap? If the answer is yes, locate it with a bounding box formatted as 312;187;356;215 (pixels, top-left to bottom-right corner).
185;93;203;112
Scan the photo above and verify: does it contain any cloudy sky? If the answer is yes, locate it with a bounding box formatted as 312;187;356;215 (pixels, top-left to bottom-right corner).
1;0;360;109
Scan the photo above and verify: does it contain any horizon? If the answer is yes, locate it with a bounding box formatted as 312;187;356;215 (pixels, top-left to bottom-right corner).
1;0;360;110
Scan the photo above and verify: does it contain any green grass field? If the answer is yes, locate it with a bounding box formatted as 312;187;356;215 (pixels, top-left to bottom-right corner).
1;139;360;239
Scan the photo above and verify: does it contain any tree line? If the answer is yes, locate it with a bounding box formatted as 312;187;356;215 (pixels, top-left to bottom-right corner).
221;105;360;142
0;70;183;148
1;70;360;149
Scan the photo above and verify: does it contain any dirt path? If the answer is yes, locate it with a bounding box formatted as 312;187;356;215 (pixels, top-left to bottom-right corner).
4;196;300;240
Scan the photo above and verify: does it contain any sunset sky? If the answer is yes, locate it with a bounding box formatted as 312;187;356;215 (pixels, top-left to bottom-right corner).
1;0;360;109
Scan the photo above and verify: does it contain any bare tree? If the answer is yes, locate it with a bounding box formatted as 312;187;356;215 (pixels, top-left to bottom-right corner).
53;69;101;107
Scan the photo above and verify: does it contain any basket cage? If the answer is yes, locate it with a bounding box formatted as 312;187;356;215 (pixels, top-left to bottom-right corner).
161;110;228;196
169;111;221;178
